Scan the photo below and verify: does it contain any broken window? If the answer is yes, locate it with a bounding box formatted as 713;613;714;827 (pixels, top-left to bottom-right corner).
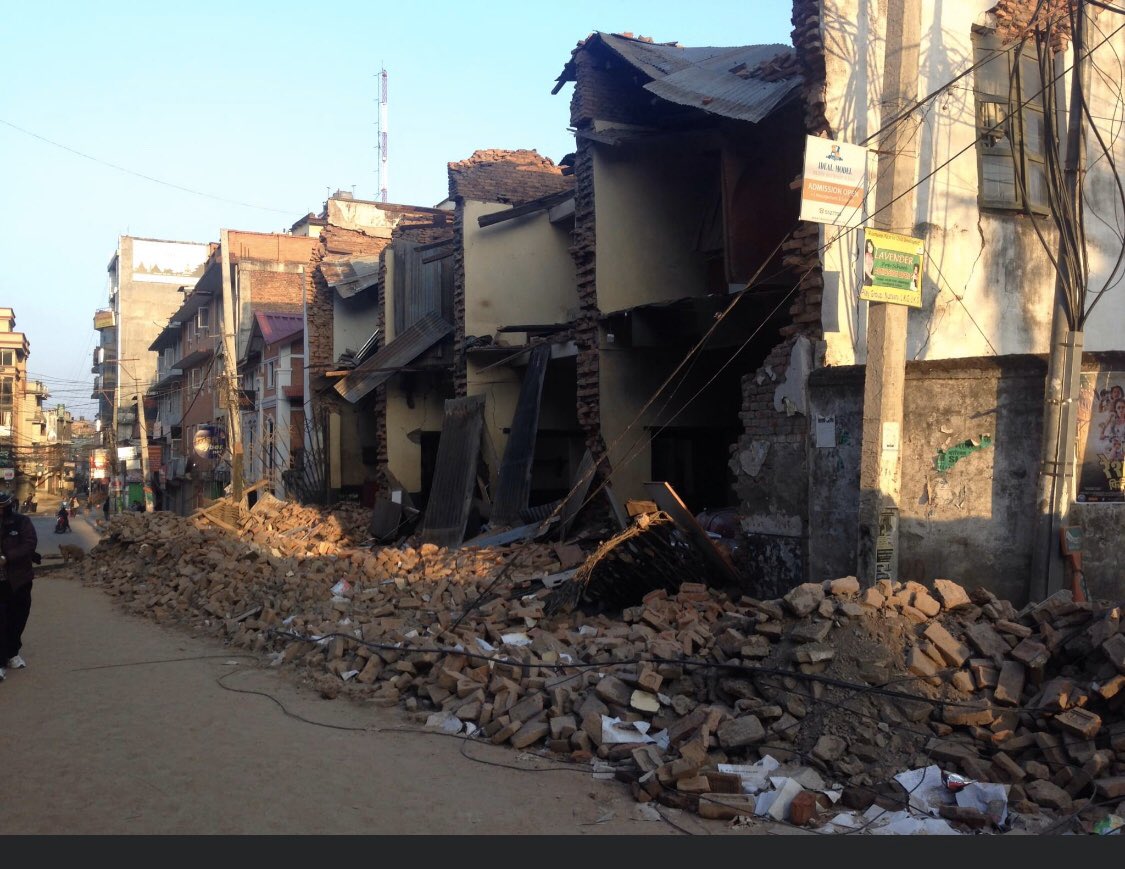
973;31;1050;214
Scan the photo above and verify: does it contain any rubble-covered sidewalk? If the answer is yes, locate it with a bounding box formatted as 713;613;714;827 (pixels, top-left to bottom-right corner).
81;505;1125;835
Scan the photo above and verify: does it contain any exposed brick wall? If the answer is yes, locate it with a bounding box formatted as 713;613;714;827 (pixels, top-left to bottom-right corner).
448;149;573;206
569;139;608;469
247;270;304;312
451;207;468;398
988;0;1073;50
567;40;657;128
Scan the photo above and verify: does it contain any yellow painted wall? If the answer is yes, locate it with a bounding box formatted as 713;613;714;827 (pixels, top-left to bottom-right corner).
599;343;737;502
385;378;445;493
591;138;715;315
462;201;578;339
467;360;521;490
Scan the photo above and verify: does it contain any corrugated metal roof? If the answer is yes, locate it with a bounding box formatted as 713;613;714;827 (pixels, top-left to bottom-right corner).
254;310;303;346
558;33;800;124
605;35;799;123
323;254;382;299
333;312;453;403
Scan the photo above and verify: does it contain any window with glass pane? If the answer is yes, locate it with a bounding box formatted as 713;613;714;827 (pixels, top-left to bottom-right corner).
0;350;12;366
973;31;1051;215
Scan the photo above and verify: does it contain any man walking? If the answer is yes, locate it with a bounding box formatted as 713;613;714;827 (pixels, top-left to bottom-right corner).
0;490;38;681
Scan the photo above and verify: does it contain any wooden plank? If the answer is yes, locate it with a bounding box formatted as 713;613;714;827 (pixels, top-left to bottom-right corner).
557;449;596;539
491;343;550;525
462;522;539;548
643;481;741;587
334;313;453;403
477;190;574;228
419;396;486;549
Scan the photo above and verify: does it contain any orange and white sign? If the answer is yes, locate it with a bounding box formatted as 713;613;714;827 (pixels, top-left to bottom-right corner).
799;136;870;228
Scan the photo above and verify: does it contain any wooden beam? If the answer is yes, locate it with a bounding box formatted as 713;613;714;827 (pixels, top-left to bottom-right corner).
477;190;574;228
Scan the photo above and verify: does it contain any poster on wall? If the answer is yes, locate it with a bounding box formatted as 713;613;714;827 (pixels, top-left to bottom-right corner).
858;229;924;307
1076;371;1125;502
131;239;208;285
799;135;870;228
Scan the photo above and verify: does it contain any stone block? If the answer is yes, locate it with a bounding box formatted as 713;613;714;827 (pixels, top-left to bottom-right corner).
994;661;1026;706
913;592;941;618
717;715;765;749
1054;708;1101;739
783;583;825;617
829;576;860;596
861;588;885;609
1025;780;1072;811
595;674;632;706
1010;637;1050;669
933;579;972;610
924;623;972;667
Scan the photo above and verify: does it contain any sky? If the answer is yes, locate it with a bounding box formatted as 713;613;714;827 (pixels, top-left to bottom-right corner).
0;0;794;420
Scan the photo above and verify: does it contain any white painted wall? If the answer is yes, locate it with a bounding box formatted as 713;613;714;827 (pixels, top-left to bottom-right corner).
819;0;1125;365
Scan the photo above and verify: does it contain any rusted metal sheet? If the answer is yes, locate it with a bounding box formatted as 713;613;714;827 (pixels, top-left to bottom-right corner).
420;396;486;548
333;312;453;404
555;33;798;124
644;480;741;586
324;254;382;299
491;344;551;525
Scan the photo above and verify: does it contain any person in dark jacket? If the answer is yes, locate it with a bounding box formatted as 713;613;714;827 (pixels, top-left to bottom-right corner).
0;490;38;680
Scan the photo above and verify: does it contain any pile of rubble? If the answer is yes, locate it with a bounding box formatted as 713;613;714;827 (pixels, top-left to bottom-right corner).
84;512;1124;833
230;493;372;557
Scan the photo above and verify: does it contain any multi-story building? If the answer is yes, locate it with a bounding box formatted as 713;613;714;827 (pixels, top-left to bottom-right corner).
0;308;31;502
148;230;316;513
93;236;211;510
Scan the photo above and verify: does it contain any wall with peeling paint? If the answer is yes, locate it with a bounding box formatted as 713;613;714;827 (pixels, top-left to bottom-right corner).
817;0;1125;366
809;357;1045;603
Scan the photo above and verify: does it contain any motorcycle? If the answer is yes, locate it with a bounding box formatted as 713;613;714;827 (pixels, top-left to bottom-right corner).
54;510;71;534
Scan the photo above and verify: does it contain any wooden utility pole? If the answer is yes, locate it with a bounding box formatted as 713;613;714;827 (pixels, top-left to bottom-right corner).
856;0;922;585
133;373;153;512
1031;1;1087;601
219;230;245;507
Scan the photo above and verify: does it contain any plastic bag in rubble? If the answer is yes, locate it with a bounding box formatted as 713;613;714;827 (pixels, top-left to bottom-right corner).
601;716;657;744
330;579;352;598
425;711;463;735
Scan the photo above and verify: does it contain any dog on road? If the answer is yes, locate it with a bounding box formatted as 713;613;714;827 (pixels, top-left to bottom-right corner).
58;543;85;564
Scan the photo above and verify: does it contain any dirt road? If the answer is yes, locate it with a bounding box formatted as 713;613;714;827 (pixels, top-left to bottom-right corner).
0;534;778;835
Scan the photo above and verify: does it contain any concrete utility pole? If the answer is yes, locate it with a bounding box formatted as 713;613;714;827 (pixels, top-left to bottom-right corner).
856;0;922;585
1031;2;1087;601
219;230;245;508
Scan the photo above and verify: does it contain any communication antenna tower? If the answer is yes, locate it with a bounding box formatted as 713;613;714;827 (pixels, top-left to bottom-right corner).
376;67;389;202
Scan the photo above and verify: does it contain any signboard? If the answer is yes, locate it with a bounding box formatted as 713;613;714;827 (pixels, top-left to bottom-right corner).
93;309;116;330
193;424;226;460
91;469;107;480
1076;371;1125;502
875;507;898;582
1;468;14;481
799;135;870;228
859;229;924;307
117;445;139;461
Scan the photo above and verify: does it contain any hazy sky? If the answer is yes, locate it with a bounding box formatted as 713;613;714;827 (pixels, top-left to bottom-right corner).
0;0;793;418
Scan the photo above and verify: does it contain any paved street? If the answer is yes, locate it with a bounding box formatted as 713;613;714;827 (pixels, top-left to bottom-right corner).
27;509;101;559
0;518;731;836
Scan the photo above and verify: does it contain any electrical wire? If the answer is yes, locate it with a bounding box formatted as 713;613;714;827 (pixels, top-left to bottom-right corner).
0;118;295;215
